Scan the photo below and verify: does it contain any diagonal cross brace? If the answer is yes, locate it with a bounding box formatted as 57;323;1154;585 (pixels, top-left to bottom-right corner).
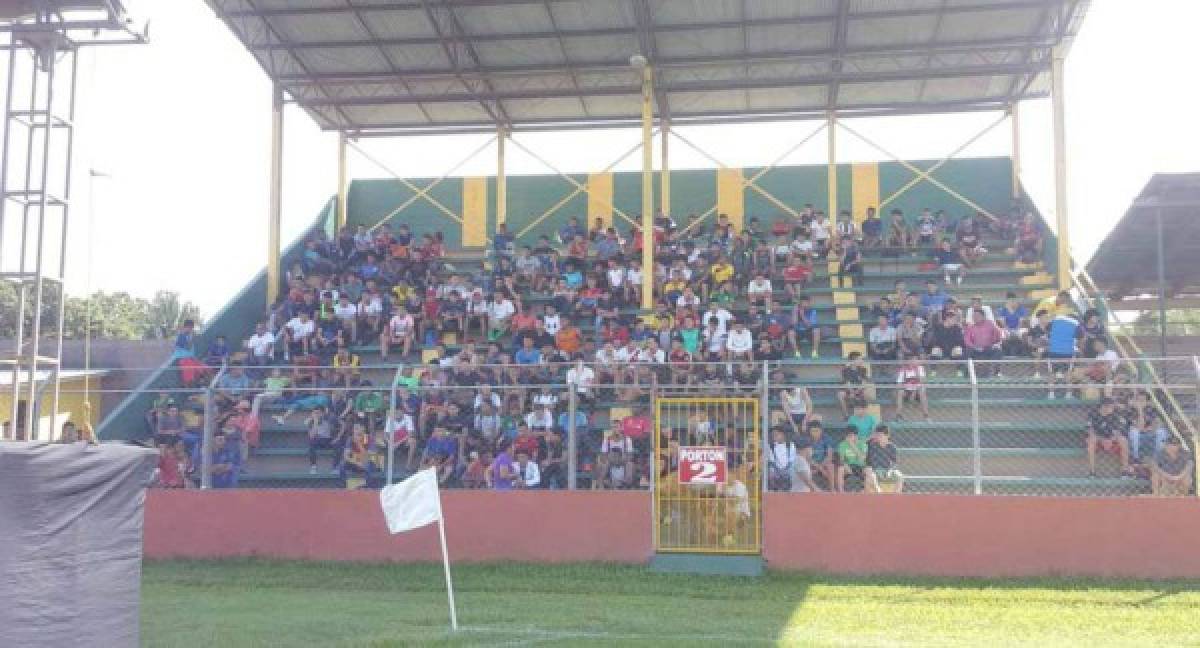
875;112;1007;210
348;136;498;230
674;124;827;236
508;132;656;239
837;119;999;218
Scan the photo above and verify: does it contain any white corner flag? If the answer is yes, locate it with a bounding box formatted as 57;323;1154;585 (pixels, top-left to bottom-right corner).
380;468;458;631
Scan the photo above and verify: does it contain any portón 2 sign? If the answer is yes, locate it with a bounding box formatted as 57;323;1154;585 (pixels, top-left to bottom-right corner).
678;446;728;485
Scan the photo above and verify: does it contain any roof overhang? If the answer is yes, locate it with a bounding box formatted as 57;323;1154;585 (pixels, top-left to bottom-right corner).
207;0;1089;135
1086;173;1200;302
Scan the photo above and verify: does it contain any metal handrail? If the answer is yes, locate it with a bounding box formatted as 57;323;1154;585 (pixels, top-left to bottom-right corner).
1074;267;1197;446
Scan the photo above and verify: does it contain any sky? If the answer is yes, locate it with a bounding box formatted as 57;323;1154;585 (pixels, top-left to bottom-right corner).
8;0;1200;315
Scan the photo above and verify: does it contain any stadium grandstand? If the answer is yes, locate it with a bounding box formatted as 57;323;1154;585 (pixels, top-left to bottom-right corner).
18;0;1186;499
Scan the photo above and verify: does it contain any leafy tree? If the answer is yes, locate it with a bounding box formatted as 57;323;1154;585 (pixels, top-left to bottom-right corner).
0;283;203;340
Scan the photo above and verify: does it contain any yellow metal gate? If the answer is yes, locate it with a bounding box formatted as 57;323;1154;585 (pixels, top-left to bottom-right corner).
653;397;761;554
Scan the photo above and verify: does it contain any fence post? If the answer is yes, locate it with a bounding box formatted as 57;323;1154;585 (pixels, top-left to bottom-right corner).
967;358;981;495
760;360;770;493
567;387;578;491
1193;356;1200;499
385;364;404;486
201;365;227;490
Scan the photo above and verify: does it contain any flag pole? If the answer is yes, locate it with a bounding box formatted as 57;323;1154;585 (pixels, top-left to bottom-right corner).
435;499;458;631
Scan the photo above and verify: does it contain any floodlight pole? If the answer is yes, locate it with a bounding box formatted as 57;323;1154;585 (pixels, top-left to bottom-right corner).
660;119;670;219
267;84;284;309
1050;46;1071;291
496;126;507;230
826;112;838;227
337;132;348;231
1009;102;1021;201
640;64;655;311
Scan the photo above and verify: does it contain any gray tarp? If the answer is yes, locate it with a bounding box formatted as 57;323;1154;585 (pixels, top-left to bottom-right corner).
0;441;158;648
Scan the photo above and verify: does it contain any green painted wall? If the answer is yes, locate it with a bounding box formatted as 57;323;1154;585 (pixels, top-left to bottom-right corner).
346;157;1017;244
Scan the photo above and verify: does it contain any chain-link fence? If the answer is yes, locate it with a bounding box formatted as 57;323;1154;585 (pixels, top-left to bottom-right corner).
8;356;1197;498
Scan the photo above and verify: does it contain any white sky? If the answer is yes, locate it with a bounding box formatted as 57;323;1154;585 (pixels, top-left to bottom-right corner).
17;0;1200;314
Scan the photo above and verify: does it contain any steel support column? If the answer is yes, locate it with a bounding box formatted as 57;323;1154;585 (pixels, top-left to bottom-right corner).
660;118;670;218
826;111;837;226
267;84;284;309
496;126;507;230
1009;101;1021;201
640;64;655;311
1050;47;1070;290
1156;208;1167;359
337;132;348;230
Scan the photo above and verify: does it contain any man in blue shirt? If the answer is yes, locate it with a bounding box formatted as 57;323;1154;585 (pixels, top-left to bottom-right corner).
210;433;242;488
920;279;949;316
492;222;515;258
558;217;585;246
1045;313;1082;399
789;295;821;358
514;338;542;365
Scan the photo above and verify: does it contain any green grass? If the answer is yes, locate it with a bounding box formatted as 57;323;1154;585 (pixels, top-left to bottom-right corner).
142;560;1200;647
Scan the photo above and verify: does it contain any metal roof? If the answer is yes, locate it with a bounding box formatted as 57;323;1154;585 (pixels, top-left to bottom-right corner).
1087;173;1200;301
207;0;1088;135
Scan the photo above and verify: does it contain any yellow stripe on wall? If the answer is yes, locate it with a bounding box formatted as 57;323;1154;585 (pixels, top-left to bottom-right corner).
851;162;880;225
587;172;614;228
462;176;488;247
716;167;745;230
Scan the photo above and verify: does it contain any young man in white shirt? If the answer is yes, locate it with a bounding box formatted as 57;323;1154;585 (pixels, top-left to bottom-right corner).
542;306;563;336
725;320;754;361
746;273;773;306
333;295;359;343
487;294;515;342
514;450;542;489
566;359;596;401
702;303;734;335
244;322;275;368
380;308;414;360
625;261;643;305
284;311;315;358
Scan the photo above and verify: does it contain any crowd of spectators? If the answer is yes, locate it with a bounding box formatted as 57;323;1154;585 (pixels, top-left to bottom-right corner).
142;201;1188;496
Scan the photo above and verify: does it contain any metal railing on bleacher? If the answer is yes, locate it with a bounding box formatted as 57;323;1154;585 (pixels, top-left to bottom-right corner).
28;357;1199;498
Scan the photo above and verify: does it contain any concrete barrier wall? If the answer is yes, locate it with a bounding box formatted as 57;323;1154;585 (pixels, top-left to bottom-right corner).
146;491;1200;579
145;490;652;564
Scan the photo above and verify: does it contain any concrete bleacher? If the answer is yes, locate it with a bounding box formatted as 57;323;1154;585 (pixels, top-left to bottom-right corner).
232;235;1138;495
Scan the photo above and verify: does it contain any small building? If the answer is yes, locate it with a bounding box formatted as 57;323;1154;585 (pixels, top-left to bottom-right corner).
0;370;109;441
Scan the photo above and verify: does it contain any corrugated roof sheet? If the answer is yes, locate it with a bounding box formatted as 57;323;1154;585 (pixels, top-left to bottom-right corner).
207;0;1088;134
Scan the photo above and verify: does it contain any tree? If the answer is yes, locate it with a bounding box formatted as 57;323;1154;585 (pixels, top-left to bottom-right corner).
0;283;203;340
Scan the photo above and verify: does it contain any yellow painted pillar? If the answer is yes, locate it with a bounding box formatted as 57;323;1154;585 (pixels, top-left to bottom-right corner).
1009;102;1021;201
496;127;507;230
267;84;283;309
1050;47;1071;290
660;119;670;218
337;132;348;231
640;64;655;311
716;168;745;231
850;163;879;227
462;177;488;247
827;112;838;228
587;172;614;228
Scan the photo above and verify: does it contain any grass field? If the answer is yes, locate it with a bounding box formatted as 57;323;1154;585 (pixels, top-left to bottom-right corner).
142;560;1200;647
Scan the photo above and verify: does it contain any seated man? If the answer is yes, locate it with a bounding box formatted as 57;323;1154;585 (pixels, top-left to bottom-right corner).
963;308;1004;376
865;424;903;493
836;351;874;417
835;428;868;493
788;296;821;359
380;307;415;361
1152;437;1194;496
895;357;931;421
594;428;635;490
1085;397;1132;478
867;314;897;362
